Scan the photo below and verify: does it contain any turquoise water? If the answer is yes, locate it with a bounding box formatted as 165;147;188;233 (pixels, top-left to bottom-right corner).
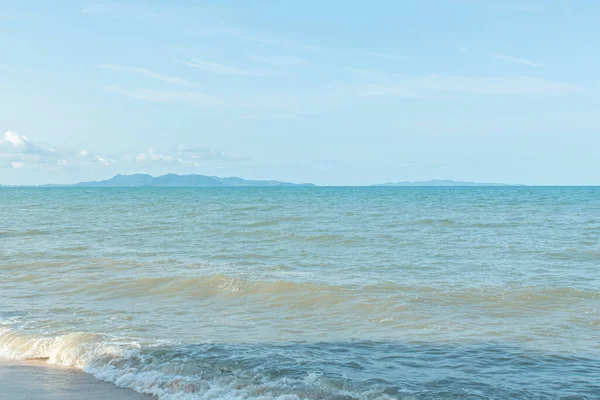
1;187;599;399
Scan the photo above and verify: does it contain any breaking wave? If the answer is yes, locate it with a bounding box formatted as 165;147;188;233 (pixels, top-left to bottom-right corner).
2;326;599;400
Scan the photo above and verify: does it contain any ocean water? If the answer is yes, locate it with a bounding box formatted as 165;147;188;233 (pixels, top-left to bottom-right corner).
0;187;599;400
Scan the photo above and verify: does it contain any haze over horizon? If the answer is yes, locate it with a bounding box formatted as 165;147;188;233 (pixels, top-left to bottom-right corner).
1;1;599;186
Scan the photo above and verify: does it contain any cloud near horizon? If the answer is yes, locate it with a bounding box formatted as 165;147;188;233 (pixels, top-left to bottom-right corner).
0;131;114;169
1;131;241;172
1;131;60;169
136;146;243;168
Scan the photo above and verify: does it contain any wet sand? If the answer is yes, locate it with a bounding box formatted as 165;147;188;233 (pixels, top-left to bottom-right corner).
0;360;152;400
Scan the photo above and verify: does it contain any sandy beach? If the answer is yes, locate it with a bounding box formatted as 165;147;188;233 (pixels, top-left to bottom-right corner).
0;360;151;400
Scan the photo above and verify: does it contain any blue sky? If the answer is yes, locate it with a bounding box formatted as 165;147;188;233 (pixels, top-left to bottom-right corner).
1;0;599;185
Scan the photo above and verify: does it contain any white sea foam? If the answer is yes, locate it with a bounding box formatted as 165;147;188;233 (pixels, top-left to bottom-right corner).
0;326;352;400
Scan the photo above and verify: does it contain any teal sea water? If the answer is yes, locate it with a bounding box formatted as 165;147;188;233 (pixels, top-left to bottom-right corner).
1;187;599;399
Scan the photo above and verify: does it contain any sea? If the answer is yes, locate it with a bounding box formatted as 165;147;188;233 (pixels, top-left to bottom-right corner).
0;187;599;400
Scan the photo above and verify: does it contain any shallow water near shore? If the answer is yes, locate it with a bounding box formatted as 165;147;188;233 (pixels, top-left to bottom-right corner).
0;359;151;399
1;187;599;399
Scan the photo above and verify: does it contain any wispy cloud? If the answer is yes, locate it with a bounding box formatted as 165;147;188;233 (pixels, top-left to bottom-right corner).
177;58;258;76
83;2;415;65
224;26;413;62
251;55;312;68
234;34;326;52
0;63;12;72
103;85;304;117
237;33;412;62
490;3;545;13
351;74;577;97
241;113;300;121
353;84;425;99
104;86;219;107
81;2;172;21
354;50;411;61
97;64;189;85
490;53;545;67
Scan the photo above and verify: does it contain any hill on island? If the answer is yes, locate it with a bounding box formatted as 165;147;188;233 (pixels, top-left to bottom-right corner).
372;179;521;187
74;174;315;187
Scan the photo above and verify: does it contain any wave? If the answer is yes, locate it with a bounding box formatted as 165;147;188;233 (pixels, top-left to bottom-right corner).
409;219;529;228
224;230;356;244
241;217;305;228
0;229;50;237
79;275;351;309
2;326;599;400
27;274;600;346
545;249;600;261
412;218;456;226
58;274;600;318
0;327;374;400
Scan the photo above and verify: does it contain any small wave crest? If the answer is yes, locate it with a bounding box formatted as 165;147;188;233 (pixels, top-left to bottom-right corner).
90;275;349;302
0;229;50;238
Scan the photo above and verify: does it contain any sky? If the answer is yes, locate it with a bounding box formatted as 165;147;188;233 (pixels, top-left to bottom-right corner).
1;0;599;186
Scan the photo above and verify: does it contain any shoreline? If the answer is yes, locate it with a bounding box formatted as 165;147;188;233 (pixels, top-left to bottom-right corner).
0;359;152;400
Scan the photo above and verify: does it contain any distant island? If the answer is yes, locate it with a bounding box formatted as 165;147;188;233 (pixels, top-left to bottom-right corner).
372;179;522;187
67;174;316;187
0;176;525;188
0;174;315;188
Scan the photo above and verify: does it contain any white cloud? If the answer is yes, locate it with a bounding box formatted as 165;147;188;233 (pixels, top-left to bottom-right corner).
95;155;111;166
0;131;244;174
97;64;189;85
176;146;242;162
2;131;32;148
0;131;114;169
135;146;242;168
0;131;59;168
490;53;546;67
177;58;258;76
136;148;174;163
77;149;115;166
104;86;219;107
